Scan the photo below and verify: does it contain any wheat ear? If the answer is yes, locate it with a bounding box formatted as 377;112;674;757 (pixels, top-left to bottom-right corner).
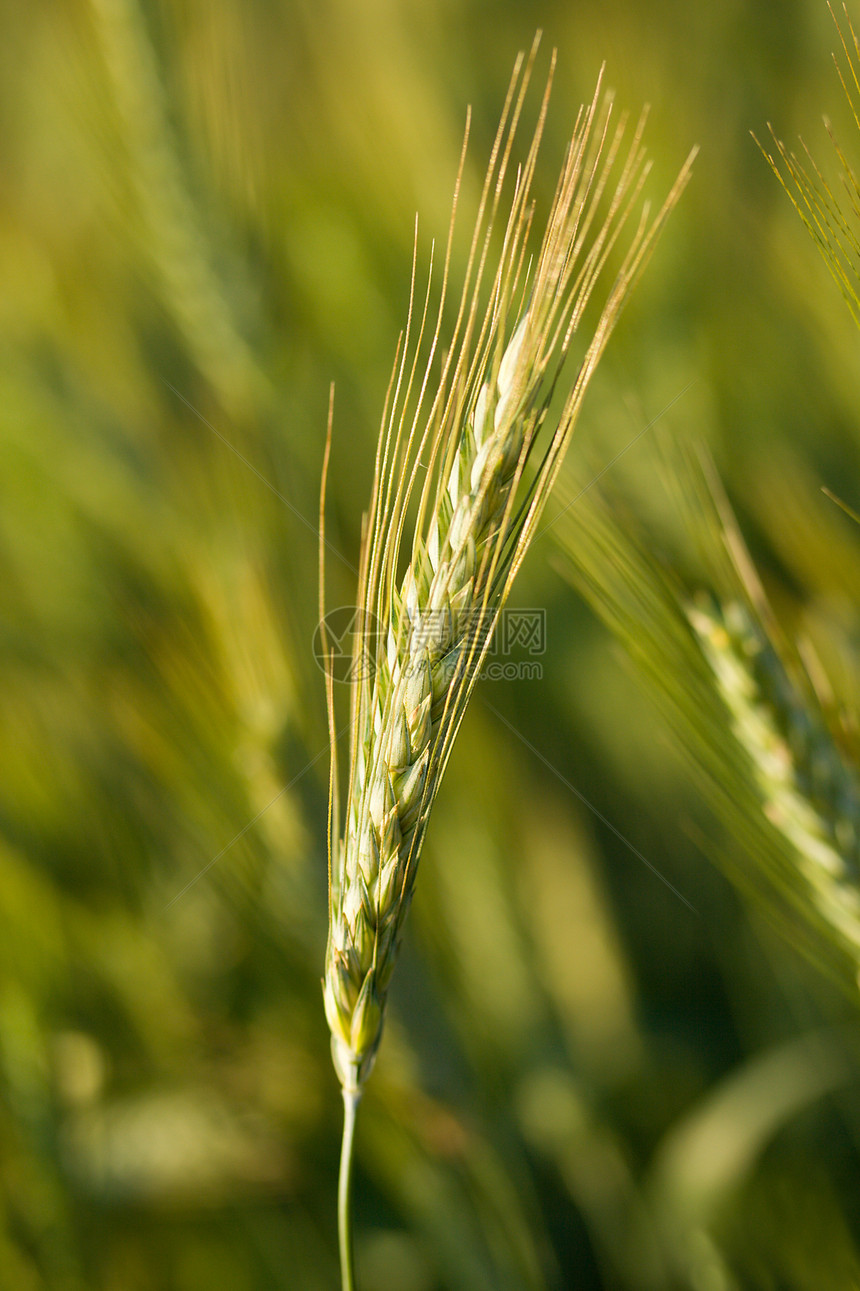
755;3;860;327
689;598;860;963
550;447;860;991
320;40;693;1289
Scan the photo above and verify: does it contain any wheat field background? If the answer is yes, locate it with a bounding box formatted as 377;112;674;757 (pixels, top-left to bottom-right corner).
2;1;860;1288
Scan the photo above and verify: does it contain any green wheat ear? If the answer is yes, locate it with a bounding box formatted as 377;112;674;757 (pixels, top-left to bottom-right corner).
319;33;694;1291
689;596;860;963
322;47;693;1099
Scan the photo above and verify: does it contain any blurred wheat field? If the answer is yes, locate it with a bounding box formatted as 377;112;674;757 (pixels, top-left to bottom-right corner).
3;1;860;1288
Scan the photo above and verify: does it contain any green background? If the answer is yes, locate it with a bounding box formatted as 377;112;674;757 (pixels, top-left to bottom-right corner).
2;0;860;1287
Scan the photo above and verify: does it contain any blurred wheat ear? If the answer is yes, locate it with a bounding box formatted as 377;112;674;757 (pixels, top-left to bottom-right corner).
755;2;860;326
689;596;860;955
550;439;860;994
756;2;860;525
318;34;695;1291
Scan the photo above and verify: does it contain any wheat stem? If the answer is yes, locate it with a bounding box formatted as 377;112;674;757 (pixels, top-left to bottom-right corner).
337;1085;362;1291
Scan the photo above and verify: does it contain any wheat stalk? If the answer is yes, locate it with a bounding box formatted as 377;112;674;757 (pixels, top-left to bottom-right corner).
320;39;694;1289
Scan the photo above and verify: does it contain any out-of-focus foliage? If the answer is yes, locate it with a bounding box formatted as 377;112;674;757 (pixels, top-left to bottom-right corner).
2;1;860;1288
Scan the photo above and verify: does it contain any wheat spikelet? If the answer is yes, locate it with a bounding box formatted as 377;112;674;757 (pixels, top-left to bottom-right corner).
320;39;694;1098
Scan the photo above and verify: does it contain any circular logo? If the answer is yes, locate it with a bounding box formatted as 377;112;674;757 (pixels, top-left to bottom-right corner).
312;605;384;683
